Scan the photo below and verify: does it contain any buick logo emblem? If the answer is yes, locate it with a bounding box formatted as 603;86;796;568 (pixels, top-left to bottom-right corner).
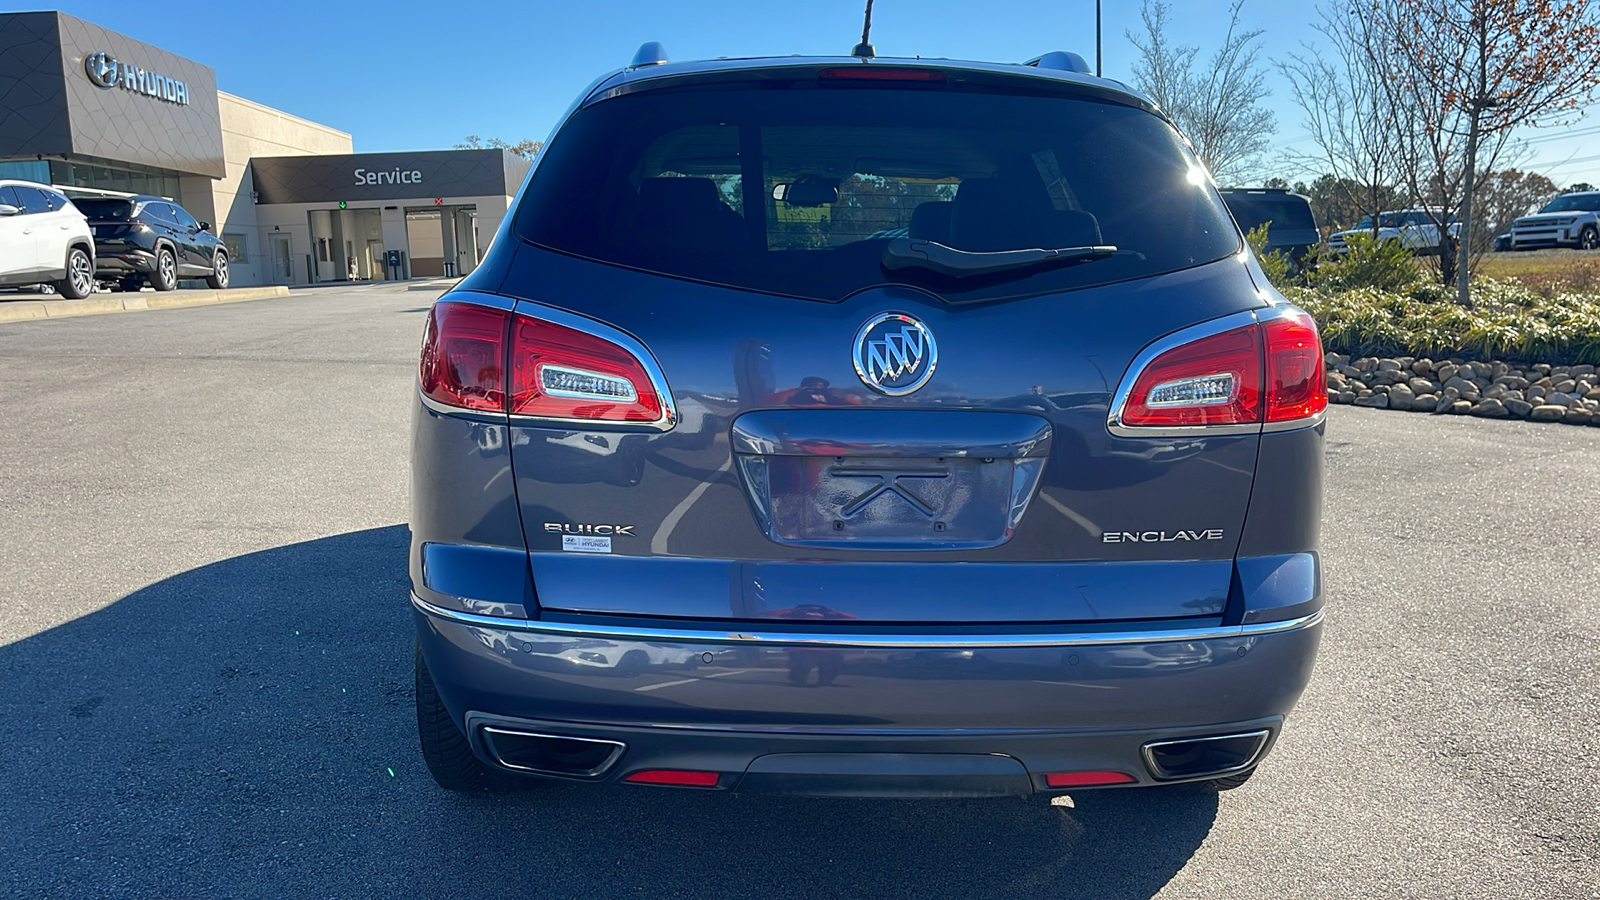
84;52;119;88
853;312;937;396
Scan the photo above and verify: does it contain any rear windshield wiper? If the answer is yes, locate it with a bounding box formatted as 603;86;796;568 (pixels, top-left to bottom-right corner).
882;238;1119;277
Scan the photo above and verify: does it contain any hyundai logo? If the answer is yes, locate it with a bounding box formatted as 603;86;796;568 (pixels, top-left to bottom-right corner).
84;52;118;88
82;51;190;105
853;312;937;396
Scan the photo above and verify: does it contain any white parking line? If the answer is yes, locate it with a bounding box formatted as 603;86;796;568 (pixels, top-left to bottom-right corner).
632;668;750;692
1038;492;1099;537
650;457;734;554
634;678;699;692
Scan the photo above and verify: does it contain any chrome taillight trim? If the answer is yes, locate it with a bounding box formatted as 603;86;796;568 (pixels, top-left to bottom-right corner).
416;290;678;432
412;592;1322;649
1107;304;1324;439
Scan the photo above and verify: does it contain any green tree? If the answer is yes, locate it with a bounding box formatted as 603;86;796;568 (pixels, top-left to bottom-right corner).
454;135;543;159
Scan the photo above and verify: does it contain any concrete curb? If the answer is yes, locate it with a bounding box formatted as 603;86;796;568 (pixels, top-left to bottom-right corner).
0;286;291;324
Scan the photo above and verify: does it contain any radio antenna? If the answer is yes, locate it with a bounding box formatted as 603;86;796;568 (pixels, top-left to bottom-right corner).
851;0;876;58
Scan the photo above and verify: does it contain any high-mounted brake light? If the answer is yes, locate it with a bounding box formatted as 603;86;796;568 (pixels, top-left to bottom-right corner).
419;300;668;425
817;67;946;83
1115;309;1326;432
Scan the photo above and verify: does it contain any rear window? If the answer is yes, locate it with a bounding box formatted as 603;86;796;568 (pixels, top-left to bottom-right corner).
513;83;1240;303
1222;195;1315;234
75;199;135;220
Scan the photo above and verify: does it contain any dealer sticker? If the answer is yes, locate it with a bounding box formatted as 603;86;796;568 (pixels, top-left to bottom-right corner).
562;535;612;553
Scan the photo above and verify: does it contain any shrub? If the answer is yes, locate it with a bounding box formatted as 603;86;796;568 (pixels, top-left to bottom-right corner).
1294;279;1600;364
1306;232;1421;293
1244;223;1293;291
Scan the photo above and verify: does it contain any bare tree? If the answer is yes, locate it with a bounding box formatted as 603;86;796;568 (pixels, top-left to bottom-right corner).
1277;7;1406;237
1126;0;1276;183
455;135;544;159
1363;0;1600;301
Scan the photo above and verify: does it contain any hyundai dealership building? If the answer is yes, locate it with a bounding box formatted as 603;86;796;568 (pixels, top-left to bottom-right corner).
0;11;531;286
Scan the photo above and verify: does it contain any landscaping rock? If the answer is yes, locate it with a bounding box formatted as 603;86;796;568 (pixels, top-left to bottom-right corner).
1389;384;1416;407
1337;391;1356;404
1353;393;1389;408
1412;358;1434;375
1443;375;1478;394
1472;399;1509;417
1565;407;1594;425
1555;379;1578;393
1505;398;1535;418
1436;363;1459;383
1449;400;1473;415
1528;385;1549;401
1408;377;1439;394
1378;359;1403;372
1572;364;1596;378
1545;393;1574;409
1530;404;1567;422
1481;362;1503;379
1409;394;1437;411
1495;375;1530;390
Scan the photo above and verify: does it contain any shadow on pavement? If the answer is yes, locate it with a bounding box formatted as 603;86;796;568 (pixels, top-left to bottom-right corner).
0;527;1217;899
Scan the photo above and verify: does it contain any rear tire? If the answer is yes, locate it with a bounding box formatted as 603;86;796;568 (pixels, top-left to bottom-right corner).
1580;226;1598;251
55;247;93;299
415;643;520;792
150;247;178;292
205;252;229;289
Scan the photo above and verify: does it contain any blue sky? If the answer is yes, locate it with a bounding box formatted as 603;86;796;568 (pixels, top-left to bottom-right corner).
56;0;1600;186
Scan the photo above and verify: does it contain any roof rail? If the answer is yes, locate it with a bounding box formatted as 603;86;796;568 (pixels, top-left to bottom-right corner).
1023;51;1091;74
630;42;669;68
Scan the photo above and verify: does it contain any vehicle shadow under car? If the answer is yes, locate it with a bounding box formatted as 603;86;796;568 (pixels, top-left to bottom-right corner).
0;526;1217;900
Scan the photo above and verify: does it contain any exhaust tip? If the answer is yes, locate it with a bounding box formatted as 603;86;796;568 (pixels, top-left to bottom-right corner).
479;727;625;779
1141;730;1270;781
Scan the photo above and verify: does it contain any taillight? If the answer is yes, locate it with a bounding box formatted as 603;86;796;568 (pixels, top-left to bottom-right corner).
1115;309;1326;432
1120;323;1263;428
509;316;663;422
1262;310;1328;423
419;301;508;412
419;299;668;425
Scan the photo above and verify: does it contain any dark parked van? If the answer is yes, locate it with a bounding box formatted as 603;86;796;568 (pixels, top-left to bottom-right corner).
1220;188;1320;262
410;46;1327;798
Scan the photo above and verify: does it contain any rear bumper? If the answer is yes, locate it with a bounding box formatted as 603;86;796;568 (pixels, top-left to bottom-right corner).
94;248;157;273
414;597;1322;794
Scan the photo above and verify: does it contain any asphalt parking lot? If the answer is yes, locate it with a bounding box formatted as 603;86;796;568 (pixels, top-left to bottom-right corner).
1;283;1596;899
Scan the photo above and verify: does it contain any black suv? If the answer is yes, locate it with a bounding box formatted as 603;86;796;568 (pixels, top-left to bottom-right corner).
1219;188;1319;263
74;196;229;291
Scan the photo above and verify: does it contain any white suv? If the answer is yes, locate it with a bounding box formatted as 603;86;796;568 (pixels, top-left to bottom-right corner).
1328;209;1460;254
1509;191;1600;251
0;180;95;299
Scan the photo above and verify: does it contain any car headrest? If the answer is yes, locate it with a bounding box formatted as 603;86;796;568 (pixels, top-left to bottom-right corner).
950;179;1102;251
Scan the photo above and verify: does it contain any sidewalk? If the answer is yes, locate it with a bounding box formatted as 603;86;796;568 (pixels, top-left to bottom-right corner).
0;285;292;324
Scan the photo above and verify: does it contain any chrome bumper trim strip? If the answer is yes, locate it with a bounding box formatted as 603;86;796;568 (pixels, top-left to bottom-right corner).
412;593;1323;649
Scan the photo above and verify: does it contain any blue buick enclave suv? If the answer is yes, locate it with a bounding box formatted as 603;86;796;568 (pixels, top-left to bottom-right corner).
410;45;1327;798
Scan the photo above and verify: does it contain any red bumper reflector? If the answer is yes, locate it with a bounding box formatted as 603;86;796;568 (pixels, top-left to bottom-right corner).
624;769;720;787
1044;771;1137;788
